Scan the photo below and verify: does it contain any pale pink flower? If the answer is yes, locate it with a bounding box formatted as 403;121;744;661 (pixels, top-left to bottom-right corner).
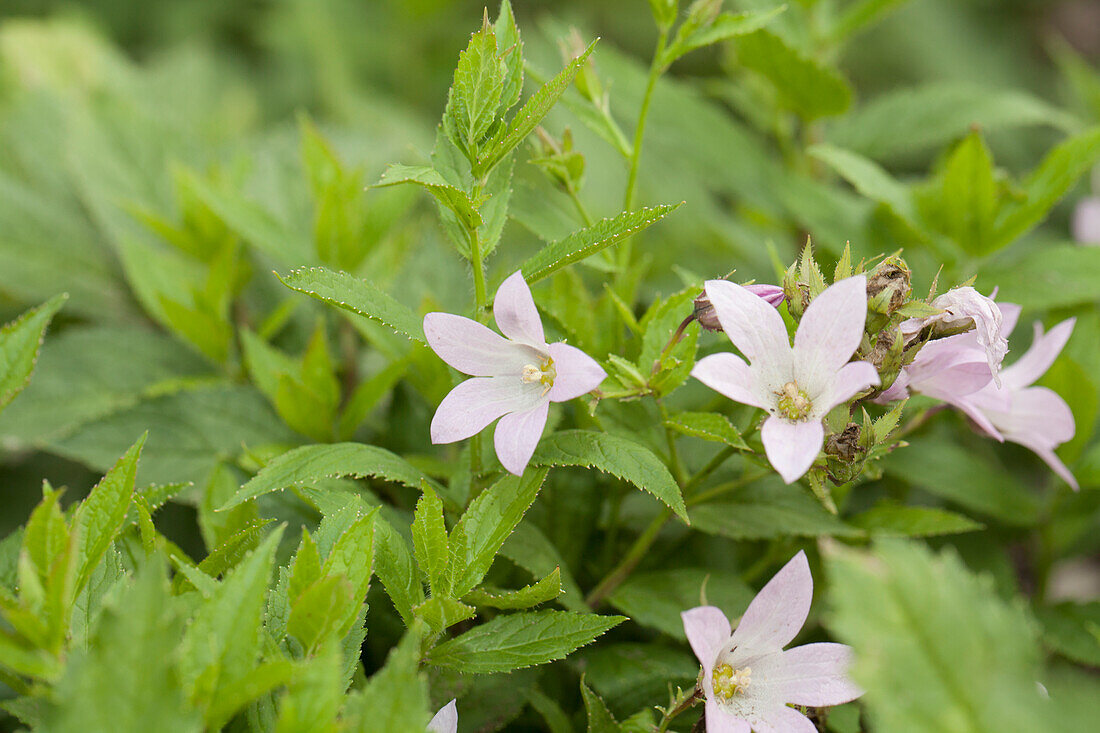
427;699;457;733
1072;197;1100;246
743;283;786;308
900;286;1007;384
424;271;606;475
681;551;862;733
691;277;879;483
695;283;784;331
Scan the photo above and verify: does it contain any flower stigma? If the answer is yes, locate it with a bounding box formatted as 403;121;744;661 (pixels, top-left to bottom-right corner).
712;663;752;700
775;381;812;420
521;357;556;396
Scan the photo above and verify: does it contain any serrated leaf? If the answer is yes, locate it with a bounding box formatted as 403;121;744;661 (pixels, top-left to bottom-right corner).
826;541;1047;733
321;508;378;607
344;630;429;733
277;267;425;344
374;164;482;232
580;674;619;733
287;575;357;653
412;487;450;598
532;430;687;522
478;40;598;175
689;483;862;539
664;412;748;449
448;467;547;597
425;610;624;673
501;523;587;613
494;0;524;112
22;485;69;582
444;19;503;157
374;517;425;627
288;530;323;603
220;442;446;511
413;596;476;632
72;434;145;594
464;568;562;610
849;504;983;537
520;205;680;284
274;641;343;733
0;294;67;415
736;29;852;120
207;659;298;732
660;7;786;68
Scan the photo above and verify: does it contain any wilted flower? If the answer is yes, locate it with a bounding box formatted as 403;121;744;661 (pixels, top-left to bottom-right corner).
691;277;879;483
1072;196;1100;245
428;699;457;733
681;551;862;733
900;286;1007;383
424;271;606;475
865;257;911;315
693;283;784;332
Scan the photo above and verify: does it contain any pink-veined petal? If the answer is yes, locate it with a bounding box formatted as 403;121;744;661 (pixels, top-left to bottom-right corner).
493;270;546;347
819;361;879;414
493;401;550;475
546;342;606;401
692;353;769;410
769;643;862;707
682;606;732;673
1000;318;1075;392
704;280;791;363
998;303;1023;336
424;312;542;376
793;277;868;381
748;705;818;733
706;700;751;733
730;551;813;656
427;699;458;733
760;416;824;485
430;377;545;444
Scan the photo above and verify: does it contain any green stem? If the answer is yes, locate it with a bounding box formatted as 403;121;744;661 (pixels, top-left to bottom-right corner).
656;686;704;733
686;467;770;507
586;508;671;608
618;28;668;274
657;399;688;487
567;183;594;227
468;181;488;322
682;446;737;495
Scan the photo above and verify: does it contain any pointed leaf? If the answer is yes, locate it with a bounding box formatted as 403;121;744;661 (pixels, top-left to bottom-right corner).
412;487;450;598
0;294;66;414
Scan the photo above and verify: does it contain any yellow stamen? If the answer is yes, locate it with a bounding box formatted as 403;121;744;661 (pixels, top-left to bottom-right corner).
712;663;752;700
520;357;556;396
775;381;812;420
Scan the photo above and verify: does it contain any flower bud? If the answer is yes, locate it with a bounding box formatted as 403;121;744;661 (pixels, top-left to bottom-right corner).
824;423;862;462
866;256;911;316
693;282;784;332
867;328;905;390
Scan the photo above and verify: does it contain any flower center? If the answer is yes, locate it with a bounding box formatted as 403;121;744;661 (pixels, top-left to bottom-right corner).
775;381;812;420
712;663;751;700
520;357;556;396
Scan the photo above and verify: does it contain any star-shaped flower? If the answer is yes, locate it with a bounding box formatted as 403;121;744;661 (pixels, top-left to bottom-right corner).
424;271;606;475
427;699;457;733
691;276;880;483
681;551;862;733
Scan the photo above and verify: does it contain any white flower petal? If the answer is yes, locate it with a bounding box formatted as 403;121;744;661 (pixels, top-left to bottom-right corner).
692;353;769;410
747;704;818;733
546;342;606;402
793;276;868;382
493;401;550;476
768;643;863;707
430;377;545;444
424;312;543;376
1000;318;1075;392
493;270;546;347
427;699;458;733
682;606;732;674
729;551;813;656
760;416;824;485
704;280;792;363
706;700;751;733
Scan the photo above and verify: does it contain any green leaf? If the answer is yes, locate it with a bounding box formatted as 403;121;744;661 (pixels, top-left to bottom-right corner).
22;484;69;582
501;523;587;612
1037;602;1100;667
808;143;918;225
0;633;62;682
736;29;853;120
274;641;343;733
660;7;786;68
690;483;861;539
374;517;425;626
609;568;754;639
413;596;476;632
0;294;66;415
72;434;145;594
220;442;446;511
828;0;910;42
477;40;598;175
849;503;983;537
206;660;298;732
44;563;201;733
425;610;624;673
179;528;284;720
494;0;524;112
532;430;687;522
344;630;429;733
580;674;620;733
287;575;357;653
923;130;998;255
825;82;1081;161
448;467;547;597
277;267;426;344
520;205;680;284
464;568;562;610
885;437;1040;525
444;17;503;157
374;164;482;233
664;412;748;449
321;508;379;609
977;244;1100;310
991;127;1100;251
412;487;450;598
826;540;1047;733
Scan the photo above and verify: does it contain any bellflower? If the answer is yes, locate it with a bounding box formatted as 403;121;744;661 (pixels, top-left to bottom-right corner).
427;699;457;733
694;283;785;331
1072;196;1100;245
900;286;1007;384
681;551;862;733
691;277;880;484
424;271;606;476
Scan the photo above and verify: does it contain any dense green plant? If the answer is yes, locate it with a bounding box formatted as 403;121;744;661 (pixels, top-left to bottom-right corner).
0;1;1098;731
